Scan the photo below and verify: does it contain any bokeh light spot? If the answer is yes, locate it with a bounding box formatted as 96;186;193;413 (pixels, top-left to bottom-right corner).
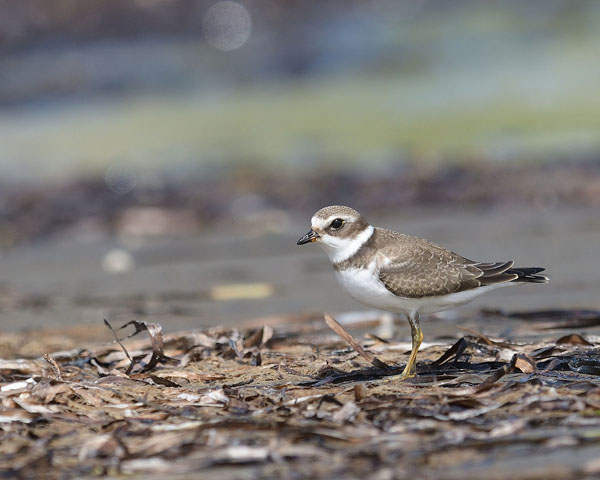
105;163;137;195
202;1;252;51
101;249;135;274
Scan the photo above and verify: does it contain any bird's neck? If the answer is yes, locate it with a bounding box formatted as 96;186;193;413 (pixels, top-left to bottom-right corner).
321;225;375;264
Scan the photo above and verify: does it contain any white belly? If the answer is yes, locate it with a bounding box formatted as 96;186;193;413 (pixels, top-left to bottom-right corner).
334;267;504;316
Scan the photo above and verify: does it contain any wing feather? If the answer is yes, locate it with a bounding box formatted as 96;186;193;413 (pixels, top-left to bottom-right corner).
375;233;520;298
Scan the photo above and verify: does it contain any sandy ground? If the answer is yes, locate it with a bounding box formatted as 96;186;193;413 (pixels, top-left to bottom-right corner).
1;205;598;340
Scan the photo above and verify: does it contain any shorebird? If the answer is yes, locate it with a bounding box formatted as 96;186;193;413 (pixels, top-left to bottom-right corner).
297;205;548;380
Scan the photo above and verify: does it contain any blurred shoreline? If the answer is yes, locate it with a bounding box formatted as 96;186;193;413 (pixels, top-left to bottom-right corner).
1;158;599;248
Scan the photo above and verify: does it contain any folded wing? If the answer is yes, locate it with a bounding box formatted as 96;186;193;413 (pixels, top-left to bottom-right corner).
378;240;547;298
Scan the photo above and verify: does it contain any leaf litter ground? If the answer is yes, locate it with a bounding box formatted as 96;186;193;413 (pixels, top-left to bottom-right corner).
2;309;600;479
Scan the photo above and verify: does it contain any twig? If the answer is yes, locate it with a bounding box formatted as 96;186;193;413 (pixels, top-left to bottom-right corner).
324;313;390;370
103;318;135;374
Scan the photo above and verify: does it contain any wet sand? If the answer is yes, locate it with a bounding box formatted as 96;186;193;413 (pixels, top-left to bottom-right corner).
1;205;599;337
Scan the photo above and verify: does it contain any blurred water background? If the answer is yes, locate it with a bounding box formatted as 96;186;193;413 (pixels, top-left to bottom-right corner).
1;0;599;335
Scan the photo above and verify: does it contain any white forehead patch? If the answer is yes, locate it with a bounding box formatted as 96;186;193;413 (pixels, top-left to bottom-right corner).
311;214;357;231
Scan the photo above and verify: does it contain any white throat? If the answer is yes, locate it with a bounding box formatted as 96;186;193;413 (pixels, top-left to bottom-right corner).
318;225;374;264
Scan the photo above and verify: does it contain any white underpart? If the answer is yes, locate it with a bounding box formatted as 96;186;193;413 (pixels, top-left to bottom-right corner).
316;225;375;263
334;263;511;316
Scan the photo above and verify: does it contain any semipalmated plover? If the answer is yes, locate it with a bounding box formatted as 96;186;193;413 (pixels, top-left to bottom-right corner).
297;205;548;379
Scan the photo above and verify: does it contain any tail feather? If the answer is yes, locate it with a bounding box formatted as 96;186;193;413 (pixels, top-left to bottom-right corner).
473;261;548;286
507;267;549;284
478;261;514;278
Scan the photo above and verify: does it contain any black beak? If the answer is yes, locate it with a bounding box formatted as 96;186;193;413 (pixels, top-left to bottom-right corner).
297;230;319;245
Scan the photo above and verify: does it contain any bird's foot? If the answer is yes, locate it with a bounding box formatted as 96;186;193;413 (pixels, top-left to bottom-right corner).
397;363;417;381
398;368;416;381
383;364;416;383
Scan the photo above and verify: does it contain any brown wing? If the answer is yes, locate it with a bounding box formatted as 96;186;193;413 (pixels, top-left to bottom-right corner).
376;234;518;298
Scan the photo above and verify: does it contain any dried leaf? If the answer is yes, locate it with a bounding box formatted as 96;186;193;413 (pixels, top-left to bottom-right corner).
43;353;63;381
354;384;367;402
556;333;593;346
78;434;127;460
514;354;537;374
243;327;264;348
104;319;169;374
332;401;360;423
1;378;36;393
153;371;226;382
431;337;469;366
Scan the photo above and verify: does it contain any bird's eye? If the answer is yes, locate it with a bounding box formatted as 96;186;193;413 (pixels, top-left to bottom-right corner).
330;218;344;230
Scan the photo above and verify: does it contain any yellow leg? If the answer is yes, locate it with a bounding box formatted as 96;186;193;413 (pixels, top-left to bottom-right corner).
398;312;423;380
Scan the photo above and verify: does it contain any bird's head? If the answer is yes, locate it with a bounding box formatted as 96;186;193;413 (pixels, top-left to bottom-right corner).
297;205;373;263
